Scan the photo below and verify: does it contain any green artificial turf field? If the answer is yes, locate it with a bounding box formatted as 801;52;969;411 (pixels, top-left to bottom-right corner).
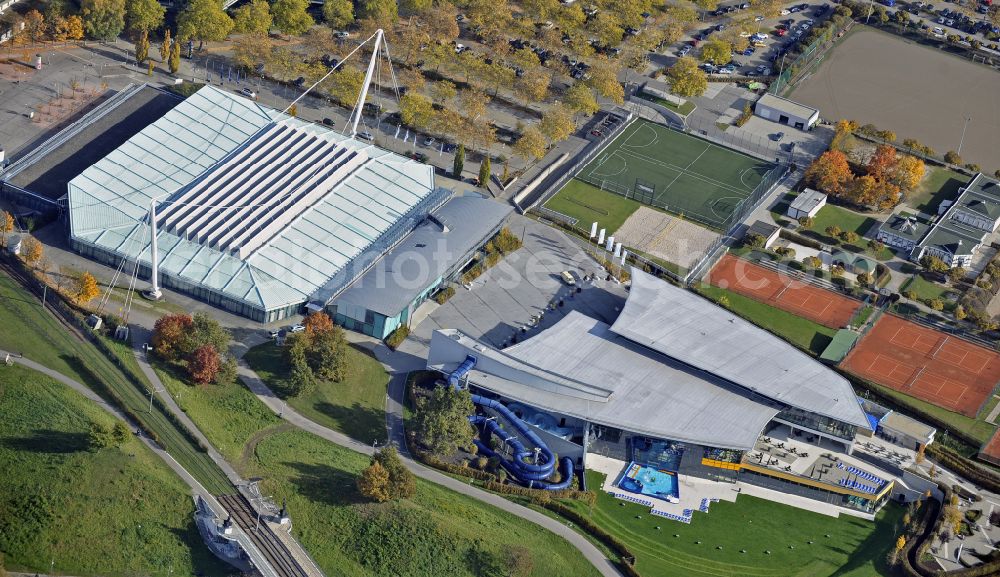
573;120;775;229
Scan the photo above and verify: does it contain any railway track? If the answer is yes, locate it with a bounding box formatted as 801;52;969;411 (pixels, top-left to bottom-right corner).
217;494;309;577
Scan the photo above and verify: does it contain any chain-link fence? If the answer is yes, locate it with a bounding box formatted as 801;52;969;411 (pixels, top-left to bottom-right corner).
772;20;853;96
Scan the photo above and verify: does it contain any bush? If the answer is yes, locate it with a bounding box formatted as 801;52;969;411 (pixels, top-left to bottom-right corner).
798;216;814;227
385;325;410;349
433;286;456;304
927;298;944;311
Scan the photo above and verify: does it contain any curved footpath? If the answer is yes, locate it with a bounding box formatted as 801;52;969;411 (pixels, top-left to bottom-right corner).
234;357;624;577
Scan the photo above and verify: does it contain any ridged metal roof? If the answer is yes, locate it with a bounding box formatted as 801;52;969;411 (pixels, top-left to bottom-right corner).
67;85;437;313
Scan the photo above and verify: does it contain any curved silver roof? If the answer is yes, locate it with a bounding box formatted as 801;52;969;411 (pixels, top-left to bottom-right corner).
427;312;781;450
611;268;869;429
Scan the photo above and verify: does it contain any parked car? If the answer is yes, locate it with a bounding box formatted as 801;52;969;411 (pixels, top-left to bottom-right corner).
236;88;256;100
771;131;785;141
290;324;305;333
357;131;374;141
322;118;335;127
334;30;350;38
422;136;436;146
443;142;458;153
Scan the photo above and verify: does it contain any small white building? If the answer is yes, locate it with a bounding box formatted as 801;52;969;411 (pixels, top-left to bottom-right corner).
786;189;827;220
754;93;819;130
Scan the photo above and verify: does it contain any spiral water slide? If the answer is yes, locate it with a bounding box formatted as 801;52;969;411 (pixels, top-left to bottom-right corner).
448;355;574;490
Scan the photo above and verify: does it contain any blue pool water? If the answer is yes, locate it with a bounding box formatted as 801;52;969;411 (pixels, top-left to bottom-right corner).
617;462;679;502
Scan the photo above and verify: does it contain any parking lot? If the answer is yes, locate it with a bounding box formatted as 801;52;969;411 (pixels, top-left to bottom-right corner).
397;215;628;359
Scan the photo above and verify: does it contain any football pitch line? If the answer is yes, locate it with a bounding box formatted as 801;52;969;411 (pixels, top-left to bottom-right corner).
621;148;751;196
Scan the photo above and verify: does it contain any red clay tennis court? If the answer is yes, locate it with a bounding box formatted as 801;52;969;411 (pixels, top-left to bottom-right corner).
707;254;860;328
980;430;1000;464
842;314;1000;417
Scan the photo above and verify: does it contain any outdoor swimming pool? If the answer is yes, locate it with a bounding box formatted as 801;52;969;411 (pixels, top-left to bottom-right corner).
617;462;679;502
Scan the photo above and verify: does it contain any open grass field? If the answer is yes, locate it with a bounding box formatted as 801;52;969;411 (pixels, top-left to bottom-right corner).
557;471;903;577
900;275;959;307
0;269;232;494
573;120;775;230
908;166;968;215
543;179;643;234
0;364;231;576
842;314;1000;418
696;285;838;355
243;342;389;444
789;27;1000;169
161;352;602;577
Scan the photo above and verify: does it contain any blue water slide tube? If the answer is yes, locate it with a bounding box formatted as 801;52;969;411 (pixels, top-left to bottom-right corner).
448;355;478;389
448;355;575;489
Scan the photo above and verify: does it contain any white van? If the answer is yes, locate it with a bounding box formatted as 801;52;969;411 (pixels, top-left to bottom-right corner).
561;271;576;286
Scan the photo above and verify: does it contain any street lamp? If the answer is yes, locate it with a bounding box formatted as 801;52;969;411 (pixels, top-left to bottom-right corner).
957;115;972;157
147;387;164;413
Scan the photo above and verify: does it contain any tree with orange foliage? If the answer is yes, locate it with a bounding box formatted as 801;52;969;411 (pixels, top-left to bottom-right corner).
805;150;854;197
151;313;194;361
302;310;334;335
866;144;898;182
188;344;221;384
73;271;101;305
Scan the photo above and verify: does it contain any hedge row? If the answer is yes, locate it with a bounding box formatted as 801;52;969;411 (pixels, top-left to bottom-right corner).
927;445;1000;495
385;325;410;350
480;480;596;505
779;228;826;250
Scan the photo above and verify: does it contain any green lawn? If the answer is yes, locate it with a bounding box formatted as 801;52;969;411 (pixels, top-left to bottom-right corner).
244;342;391;444
159;353;602;577
0;270;232;495
153;360;282;464
696;285;838;355
556;471;904;577
802;204;878;247
636;91;697;116
908;166;966;215
900;275;958;303
543;179;642;235
0;364;230;576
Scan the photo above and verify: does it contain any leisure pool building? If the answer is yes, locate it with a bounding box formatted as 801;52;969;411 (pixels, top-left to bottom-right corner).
428;269;918;518
3;83;509;336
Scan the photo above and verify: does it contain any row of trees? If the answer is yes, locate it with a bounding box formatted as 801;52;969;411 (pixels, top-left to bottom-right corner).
151;313;236;385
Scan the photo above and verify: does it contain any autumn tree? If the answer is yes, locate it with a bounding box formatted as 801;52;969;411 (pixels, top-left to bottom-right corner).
891;155;925;192
920;255;949;274
168;37;180;73
945;150;962;165
53;15;85;41
272;0;313;36
152;314;194;361
564;83;599;118
325;66;364;106
357;460;392;502
233;0;272;35
82;0;126;40
700;38;730;64
586;55;624;104
0;211;13;247
188;344;222;384
24;10;45;42
805;150;854;196
400;92;435;129
135;29;149;64
430;80;457;104
372;446;415;499
303;310;334;334
20;237;43;266
539;104;574;144
514;126;547;161
177;0;234;48
357;0;398;24
124;0;164;35
74;271;101;305
866;144;898;182
323;0;354;28
159;28;171;61
666;56;707;98
233;33;272;69
514;67;551;102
